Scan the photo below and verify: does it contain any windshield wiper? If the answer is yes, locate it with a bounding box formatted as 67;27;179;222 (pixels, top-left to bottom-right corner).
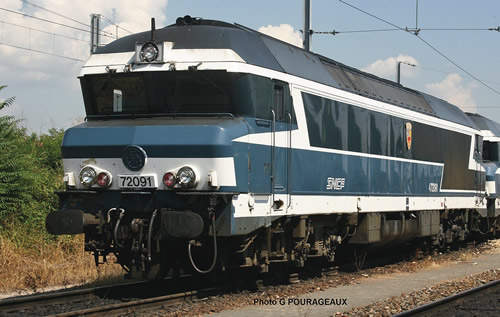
93;67;117;100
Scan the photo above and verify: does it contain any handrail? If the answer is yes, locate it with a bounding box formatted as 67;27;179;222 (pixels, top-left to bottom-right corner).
270;109;276;208
287;112;292;211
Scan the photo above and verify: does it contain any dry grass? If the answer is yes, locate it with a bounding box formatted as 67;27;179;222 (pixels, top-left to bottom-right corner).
0;234;123;296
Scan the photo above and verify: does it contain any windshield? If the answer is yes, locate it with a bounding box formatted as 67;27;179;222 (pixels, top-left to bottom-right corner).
81;71;241;116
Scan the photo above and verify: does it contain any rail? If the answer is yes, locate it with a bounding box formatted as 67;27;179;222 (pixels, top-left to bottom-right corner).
393;279;500;317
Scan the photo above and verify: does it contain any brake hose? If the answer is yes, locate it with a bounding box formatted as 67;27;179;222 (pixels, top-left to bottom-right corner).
188;212;217;274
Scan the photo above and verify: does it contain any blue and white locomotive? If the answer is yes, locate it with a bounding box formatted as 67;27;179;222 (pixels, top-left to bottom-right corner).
46;16;500;278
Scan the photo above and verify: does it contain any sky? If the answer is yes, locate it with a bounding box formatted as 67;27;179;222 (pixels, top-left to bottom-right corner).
0;0;499;134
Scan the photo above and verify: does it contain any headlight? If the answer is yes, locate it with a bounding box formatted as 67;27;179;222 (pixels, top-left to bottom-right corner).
141;42;159;62
177;167;196;188
80;166;96;187
135;41;163;64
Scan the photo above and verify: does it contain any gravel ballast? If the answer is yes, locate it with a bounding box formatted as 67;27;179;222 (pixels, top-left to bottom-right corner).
146;239;500;316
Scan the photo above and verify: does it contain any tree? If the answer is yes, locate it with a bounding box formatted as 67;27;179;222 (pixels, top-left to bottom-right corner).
0;85;64;238
0;85;33;220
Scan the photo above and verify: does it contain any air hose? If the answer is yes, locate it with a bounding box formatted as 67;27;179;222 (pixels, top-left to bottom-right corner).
188;212;217;274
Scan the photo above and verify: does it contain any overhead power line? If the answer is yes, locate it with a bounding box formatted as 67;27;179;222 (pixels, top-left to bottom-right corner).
337;0;500;96
312;27;499;36
0;5;131;62
420;27;500;32
308;28;399;35
101;15;133;36
413;35;500;94
336;1;499;35
412;64;500;86
0;20;89;61
1;20;90;43
0;42;86;62
0;7;116;39
338;0;404;31
20;0;90;29
21;0;137;40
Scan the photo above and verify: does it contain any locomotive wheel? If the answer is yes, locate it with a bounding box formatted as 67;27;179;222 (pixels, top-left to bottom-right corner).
269;262;289;283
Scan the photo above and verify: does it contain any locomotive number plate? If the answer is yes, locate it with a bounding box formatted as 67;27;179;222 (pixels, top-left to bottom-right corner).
118;175;157;189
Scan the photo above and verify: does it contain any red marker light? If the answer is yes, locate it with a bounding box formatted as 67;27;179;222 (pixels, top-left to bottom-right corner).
97;172;110;187
163;172;176;188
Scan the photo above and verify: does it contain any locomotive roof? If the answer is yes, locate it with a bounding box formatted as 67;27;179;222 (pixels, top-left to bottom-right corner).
466;113;500;136
94;18;479;130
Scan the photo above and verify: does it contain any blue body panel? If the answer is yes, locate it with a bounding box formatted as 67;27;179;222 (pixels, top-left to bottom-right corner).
63;117;457;198
62;118;249;159
237;142;446;197
291;148;443;196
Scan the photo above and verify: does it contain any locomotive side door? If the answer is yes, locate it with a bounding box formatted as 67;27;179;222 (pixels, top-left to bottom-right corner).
271;82;292;211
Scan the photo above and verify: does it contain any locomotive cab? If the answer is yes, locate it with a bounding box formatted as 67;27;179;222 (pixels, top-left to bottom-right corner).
45;18;298;276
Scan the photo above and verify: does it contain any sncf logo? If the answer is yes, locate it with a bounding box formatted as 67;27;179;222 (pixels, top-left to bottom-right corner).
429;183;438;192
326;177;345;190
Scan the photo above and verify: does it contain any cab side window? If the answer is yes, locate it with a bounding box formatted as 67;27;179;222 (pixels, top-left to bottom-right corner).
273;84;285;121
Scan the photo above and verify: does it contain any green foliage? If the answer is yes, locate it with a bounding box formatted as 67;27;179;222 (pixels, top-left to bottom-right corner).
0;85;28;218
0;85;65;243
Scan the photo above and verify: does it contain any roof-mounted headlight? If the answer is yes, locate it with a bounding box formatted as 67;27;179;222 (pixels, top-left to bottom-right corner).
135;41;163;63
141;42;158;62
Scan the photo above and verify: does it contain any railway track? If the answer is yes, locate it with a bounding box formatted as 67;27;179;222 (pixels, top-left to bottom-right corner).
393;279;500;317
0;277;205;317
1;283;121;316
1;241;495;316
47;290;197;317
0;265;337;316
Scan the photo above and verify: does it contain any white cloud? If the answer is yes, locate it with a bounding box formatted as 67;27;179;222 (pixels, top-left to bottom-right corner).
0;0;169;133
258;24;303;47
1;0;169;63
362;54;419;81
425;73;478;112
17;71;52;81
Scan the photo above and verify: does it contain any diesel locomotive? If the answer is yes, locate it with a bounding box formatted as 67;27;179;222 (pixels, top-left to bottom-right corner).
46;16;500;278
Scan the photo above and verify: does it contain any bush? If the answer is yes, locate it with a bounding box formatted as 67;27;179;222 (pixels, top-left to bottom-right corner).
0;85;64;242
0;86;123;293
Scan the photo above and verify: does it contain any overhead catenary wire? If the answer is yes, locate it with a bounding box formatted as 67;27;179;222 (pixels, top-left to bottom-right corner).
413;34;500;95
420;27;500;32
313;27;500;35
20;0;135;39
0;7;116;40
309;28;400;35
411;63;500;86
0;19;90;43
0;7;120;61
20;0;91;29
336;1;499;34
338;0;405;31
0;42;86;62
337;0;500;96
20;0;121;38
101;15;133;35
